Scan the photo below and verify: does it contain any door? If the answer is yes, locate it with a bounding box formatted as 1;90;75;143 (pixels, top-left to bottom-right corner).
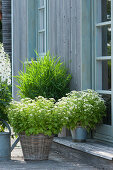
94;0;113;142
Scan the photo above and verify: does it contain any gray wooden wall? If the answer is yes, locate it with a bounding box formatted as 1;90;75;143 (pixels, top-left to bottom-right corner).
12;0;28;100
12;0;93;99
12;0;82;100
48;0;81;91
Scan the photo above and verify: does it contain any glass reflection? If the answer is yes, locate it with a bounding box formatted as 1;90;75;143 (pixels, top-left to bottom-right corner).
97;25;111;56
102;94;111;125
38;32;45;53
39;0;44;7
39;9;45;30
102;25;111;56
102;0;111;22
97;0;111;23
96;60;111;91
102;60;111;90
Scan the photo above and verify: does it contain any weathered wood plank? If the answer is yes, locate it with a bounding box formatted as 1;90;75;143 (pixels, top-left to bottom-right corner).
70;0;77;90
12;0;27;100
76;0;82;90
48;0;57;55
48;0;81;91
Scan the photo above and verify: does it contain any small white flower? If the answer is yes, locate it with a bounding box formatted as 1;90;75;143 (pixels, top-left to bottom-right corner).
0;43;11;84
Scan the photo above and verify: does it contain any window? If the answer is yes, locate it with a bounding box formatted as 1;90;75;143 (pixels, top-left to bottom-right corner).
36;0;47;56
95;0;112;125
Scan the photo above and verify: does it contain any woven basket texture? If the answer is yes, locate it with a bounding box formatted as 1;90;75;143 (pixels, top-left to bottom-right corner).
19;133;53;161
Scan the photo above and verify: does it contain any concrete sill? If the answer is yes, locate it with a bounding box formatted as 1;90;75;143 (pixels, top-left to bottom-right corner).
53;137;113;160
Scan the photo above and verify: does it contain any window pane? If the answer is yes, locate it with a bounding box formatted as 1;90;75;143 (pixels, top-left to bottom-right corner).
38;9;45;30
102;94;111;125
97;25;111;56
38;0;44;7
97;0;111;23
38;32;45;53
96;60;111;90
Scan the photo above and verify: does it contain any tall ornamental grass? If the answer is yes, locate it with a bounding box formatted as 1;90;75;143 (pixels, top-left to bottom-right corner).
15;52;72;100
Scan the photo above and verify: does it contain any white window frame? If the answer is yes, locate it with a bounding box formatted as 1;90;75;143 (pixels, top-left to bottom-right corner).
95;0;112;95
93;0;113;141
36;0;47;57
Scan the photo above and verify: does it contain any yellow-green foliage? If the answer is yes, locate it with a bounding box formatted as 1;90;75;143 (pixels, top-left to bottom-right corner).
8;97;65;136
55;89;106;131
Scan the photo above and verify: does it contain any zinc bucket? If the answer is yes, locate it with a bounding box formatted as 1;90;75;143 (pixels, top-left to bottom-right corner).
71;127;87;142
0;119;11;160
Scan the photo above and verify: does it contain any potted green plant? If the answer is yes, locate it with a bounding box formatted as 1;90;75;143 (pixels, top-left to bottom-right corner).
0;78;11;131
0;43;12;160
0;43;11;131
8;96;65;161
0;79;12;160
55;90;106;142
15;52;72;101
14;52;71;138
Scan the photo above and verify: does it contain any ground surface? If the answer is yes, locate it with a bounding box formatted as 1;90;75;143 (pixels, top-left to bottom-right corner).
0;149;97;170
0;141;108;170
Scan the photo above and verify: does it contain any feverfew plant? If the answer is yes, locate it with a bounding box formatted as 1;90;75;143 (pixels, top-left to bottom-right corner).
55;90;106;131
8;97;65;136
0;43;11;84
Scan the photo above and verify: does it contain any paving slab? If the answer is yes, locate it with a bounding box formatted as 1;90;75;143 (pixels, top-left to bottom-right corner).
53;137;113;160
0;145;99;170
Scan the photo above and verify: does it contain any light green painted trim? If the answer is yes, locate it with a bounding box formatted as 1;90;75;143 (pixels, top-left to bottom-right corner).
94;0;97;91
11;0;14;97
80;0;82;91
43;0;46;53
96;56;111;60
96;90;112;95
91;0;95;90
96;21;111;27
27;0;36;60
36;0;38;55
46;0;49;52
81;0;92;90
93;0;113;142
94;132;113;143
36;0;47;56
95;1;111;91
45;0;47;53
111;0;113;127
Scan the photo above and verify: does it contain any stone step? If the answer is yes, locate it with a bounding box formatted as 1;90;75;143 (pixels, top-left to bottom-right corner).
53;137;113;160
52;137;113;169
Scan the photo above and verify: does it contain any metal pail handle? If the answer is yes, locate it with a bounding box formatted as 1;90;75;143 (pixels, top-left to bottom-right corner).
0;119;20;152
0;119;11;135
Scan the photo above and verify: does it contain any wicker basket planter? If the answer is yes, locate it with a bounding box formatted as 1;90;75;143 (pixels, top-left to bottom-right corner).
19;133;53;161
8;97;66;161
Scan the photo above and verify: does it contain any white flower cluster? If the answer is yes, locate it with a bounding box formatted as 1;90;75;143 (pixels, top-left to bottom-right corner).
0;43;11;84
54;89;106;130
9;96;55;115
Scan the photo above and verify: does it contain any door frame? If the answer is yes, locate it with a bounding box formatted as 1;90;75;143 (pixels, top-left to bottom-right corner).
92;0;113;142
